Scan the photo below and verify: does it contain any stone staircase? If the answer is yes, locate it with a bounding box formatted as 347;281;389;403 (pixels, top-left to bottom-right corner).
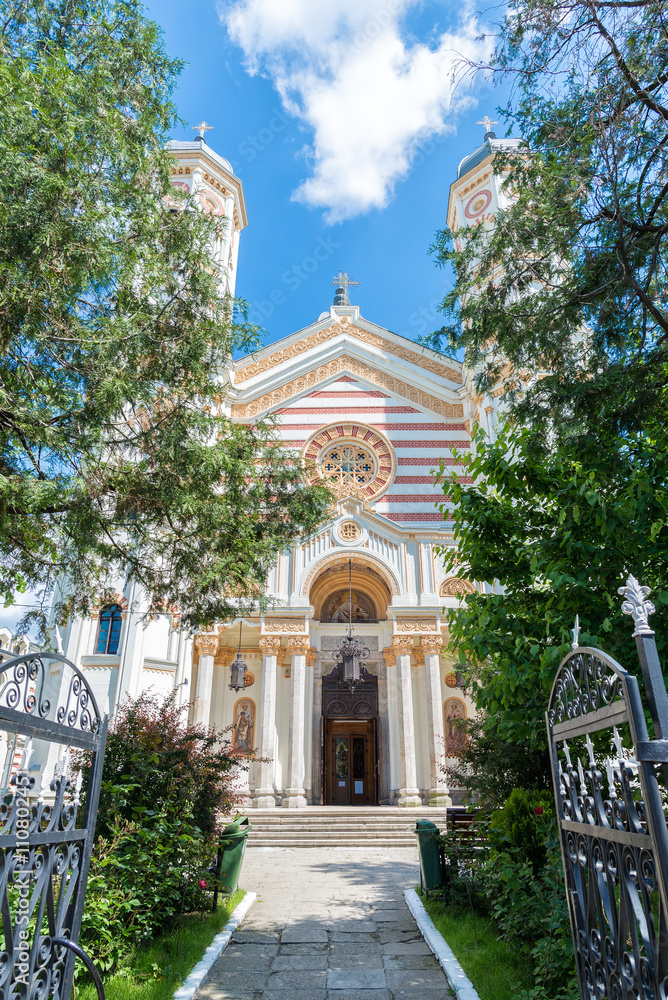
245;806;449;848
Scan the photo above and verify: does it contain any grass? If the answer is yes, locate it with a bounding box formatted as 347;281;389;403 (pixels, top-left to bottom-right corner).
75;890;244;1000
419;891;534;1000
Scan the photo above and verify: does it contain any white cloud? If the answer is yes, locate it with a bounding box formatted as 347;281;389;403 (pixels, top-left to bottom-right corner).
219;0;492;222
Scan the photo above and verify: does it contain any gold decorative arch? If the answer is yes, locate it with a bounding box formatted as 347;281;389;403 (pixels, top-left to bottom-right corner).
301;551;400;604
439;576;476;597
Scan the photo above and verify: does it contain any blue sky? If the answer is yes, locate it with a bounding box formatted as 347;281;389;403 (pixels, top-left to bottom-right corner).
147;0;509;347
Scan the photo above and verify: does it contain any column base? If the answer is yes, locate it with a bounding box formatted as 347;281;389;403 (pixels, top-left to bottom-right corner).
428;789;452;807
253;791;277;808
282;788;308;808
397;789;422;807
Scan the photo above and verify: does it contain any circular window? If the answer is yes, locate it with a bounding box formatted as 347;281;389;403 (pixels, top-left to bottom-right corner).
302;424;396;502
322;445;376;488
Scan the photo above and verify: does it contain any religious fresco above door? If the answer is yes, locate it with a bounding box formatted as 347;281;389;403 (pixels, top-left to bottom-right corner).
232;697;255;752
321;589;376;623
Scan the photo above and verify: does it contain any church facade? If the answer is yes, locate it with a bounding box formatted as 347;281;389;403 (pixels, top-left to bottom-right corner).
52;125;513;809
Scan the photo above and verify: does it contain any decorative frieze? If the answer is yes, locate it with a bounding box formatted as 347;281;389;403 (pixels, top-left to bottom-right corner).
395;617;438;633
439;577;476;596
263;617;307;634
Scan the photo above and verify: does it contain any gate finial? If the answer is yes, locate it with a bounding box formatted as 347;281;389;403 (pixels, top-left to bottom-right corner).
619;575;655;637
571;615;581;649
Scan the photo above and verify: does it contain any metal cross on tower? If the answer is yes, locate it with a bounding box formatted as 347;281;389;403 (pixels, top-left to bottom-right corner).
477;116;498;136
192;121;214;139
332;271;360;295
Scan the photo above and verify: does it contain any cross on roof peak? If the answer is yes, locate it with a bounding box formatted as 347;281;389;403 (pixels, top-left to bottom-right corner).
192;121;213;139
477;116;498;137
331;271;360;307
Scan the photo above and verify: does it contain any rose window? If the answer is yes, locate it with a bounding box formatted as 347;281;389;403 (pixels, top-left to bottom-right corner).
321;446;376;488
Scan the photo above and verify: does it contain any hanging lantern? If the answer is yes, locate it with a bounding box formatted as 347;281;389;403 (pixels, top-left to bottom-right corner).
228;620;248;692
333;559;370;690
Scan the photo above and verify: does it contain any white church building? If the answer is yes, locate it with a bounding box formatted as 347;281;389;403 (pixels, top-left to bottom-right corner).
51;124;516;809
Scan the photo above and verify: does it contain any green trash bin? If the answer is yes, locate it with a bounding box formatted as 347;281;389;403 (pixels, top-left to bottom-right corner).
216;816;252;897
415;819;442;890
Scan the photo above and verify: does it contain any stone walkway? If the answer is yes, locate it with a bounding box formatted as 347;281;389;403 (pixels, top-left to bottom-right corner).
196;846;454;1000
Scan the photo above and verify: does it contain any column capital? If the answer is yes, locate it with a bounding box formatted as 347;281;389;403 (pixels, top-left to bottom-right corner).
413;648;425;667
288;635;311;654
306;647;317;667
392;634;414;651
383;649;396;668
217;646;237;667
259;635;282;652
195;633;219;656
421;634;444;653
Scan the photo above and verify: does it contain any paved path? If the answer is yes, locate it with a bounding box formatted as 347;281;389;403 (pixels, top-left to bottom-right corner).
196;846;453;1000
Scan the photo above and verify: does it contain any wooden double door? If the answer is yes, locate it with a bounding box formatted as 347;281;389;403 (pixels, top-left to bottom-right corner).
325;719;378;806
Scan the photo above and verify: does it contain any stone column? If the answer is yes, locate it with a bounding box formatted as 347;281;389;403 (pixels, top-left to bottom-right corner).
255;636;281;807
193;634;219;727
421;635;452;807
392;635;422;806
283;635;310;808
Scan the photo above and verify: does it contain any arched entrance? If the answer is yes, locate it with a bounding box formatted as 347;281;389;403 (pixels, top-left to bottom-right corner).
322;662;379;806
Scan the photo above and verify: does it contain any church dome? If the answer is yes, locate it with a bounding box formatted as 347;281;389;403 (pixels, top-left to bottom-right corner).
457;134;523;179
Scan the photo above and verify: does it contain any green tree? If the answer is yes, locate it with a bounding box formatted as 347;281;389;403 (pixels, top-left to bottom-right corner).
440;424;668;751
0;0;330;634
428;0;668;436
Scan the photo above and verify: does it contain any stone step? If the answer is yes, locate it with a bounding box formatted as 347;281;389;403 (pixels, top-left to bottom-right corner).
240;805;453;848
247;838;417;848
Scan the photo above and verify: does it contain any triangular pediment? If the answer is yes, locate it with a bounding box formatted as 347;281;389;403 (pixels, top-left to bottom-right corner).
230;355;464;421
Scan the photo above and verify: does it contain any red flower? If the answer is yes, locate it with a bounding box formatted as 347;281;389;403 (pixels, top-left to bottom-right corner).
535;806;543;816
199;879;207;889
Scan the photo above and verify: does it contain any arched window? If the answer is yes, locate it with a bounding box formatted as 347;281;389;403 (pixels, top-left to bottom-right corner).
96;605;122;655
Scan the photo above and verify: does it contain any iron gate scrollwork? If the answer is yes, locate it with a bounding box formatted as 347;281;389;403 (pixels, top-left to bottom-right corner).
546;579;668;1000
0;646;108;999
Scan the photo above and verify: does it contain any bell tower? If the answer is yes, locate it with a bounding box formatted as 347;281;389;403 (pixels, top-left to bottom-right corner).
166;123;248;299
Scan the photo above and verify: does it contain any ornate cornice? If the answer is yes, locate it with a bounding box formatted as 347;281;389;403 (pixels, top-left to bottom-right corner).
231;355;465;421
395;617;438;632
235;320;463;385
195;634;219;656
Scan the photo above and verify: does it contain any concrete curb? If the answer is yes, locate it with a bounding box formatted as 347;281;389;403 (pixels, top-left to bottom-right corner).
172;890;257;1000
404;888;481;1000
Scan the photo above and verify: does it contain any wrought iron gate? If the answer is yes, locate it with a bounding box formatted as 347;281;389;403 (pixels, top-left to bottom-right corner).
0;645;108;999
546;577;668;1000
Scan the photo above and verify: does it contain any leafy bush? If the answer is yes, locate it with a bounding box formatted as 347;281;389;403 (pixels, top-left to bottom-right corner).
77;692;247;972
489;788;554;873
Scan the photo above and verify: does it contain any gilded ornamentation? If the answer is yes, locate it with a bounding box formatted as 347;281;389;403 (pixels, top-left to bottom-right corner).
413;648;425;667
383;649;396;667
259;635;282;652
420;634;444;653
231;355;465;420
244;670;255;687
195;634;219;656
287;636;311;654
439;577;476;597
306;648;317;666
445;673;459;688
276;646;287;667
234;323;463;385
300;552;399;598
395;617;438;632
263;617;307;634
391;635;414;651
216;647;237;667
